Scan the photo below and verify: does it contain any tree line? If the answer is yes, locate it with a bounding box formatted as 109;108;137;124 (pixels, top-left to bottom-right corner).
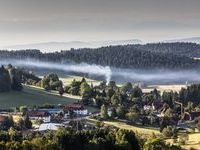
1;43;200;69
0;120;181;150
0;65;22;92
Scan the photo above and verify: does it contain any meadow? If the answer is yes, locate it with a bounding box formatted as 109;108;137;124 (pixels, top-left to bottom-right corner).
0;85;97;112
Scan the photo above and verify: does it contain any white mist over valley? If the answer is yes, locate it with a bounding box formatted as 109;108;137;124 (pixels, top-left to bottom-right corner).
1;59;200;85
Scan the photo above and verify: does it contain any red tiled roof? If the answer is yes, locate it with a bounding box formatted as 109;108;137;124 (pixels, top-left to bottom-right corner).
0;115;7;123
27;110;50;118
64;104;84;110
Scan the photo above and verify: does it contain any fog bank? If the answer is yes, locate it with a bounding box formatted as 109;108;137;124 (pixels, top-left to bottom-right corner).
1;59;200;84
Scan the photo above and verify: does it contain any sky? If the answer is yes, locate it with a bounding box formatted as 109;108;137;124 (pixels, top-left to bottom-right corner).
0;0;200;46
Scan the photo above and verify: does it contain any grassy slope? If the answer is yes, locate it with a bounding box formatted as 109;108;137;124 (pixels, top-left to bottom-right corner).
87;118;160;136
0;86;97;112
104;121;160;136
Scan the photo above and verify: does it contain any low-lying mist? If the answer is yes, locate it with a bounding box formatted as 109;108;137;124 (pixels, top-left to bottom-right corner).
0;59;112;83
1;59;200;85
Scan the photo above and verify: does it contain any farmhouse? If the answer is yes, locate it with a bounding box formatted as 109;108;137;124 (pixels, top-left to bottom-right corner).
183;112;200;121
63;104;88;117
26;110;51;123
38;108;64;116
143;101;164;112
0;115;7;125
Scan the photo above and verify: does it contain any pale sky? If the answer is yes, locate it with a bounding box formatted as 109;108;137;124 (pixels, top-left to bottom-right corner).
0;0;200;46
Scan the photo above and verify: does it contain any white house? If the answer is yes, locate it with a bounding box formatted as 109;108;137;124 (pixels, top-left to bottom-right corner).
63;104;88;118
26;110;51;123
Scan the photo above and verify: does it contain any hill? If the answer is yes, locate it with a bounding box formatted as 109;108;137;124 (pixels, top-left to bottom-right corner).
164;37;200;44
0;39;142;52
1;43;200;69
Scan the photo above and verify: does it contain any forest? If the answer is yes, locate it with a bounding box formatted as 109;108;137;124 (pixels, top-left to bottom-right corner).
0;65;22;92
1;43;200;69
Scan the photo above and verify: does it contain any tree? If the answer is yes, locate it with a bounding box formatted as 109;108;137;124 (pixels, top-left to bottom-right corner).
111;94;121;107
143;94;155;104
196;121;200;131
80;82;92;104
81;77;86;83
144;138;180;150
111;107;117;118
41;74;63;91
179;133;189;145
22;140;33;150
8;127;17;141
162;126;177;139
132;86;142;98
162;91;173;107
116;105;126;118
19;106;28;115
126;112;139;122
0;141;6;150
24;116;32;129
80;82;91;96
186;101;194;112
108;81;116;89
100;105;108;119
68;79;81;95
5;141;22;150
106;88;115;99
121;82;133;94
58;87;64;96
64;86;70;93
0;116;14;130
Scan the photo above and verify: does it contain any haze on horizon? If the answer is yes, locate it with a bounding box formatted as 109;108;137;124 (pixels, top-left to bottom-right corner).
0;0;200;47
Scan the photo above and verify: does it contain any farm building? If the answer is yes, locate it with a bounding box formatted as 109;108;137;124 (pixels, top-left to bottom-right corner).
26;110;51;123
63;104;88;117
38;109;64;116
0;115;8;125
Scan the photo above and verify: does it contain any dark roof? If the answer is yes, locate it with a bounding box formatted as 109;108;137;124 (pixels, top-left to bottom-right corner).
27;110;51;118
183;112;200;121
152;101;164;109
0;115;7;123
64;104;84;111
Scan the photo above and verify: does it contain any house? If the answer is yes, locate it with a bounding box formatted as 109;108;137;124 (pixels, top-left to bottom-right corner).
143;101;164;112
152;101;164;110
143;105;154;111
107;108;112;117
183;112;200;121
38;109;64;116
0;115;7;126
63;104;88;118
26;110;51;123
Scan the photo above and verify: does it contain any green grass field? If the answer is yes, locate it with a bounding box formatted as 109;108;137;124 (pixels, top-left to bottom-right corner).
0;86;97;112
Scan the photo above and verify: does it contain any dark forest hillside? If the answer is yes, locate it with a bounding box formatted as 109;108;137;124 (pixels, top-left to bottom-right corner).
1;43;200;69
0;65;22;92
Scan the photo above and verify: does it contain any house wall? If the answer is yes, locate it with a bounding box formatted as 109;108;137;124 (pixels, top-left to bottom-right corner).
30;116;51;123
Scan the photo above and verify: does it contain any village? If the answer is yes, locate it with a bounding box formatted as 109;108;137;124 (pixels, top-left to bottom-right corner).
0;93;199;135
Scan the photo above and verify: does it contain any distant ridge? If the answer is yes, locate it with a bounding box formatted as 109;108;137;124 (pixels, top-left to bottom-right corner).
0;39;143;52
164;37;200;44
